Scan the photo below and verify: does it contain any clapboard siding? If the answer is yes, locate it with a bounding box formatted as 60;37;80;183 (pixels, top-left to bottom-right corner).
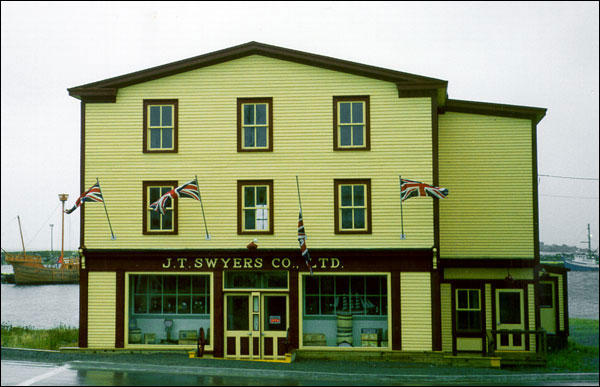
87;272;116;348
401;272;432;351
438;112;535;259
84;55;434;249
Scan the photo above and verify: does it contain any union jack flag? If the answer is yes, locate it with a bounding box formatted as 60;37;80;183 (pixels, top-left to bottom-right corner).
65;182;103;214
401;179;448;201
298;211;313;276
150;179;200;215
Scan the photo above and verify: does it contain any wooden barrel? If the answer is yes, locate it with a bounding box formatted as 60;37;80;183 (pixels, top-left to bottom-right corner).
336;312;353;346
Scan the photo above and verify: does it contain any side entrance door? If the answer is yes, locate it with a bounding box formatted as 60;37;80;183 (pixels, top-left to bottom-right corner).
224;292;288;360
495;288;525;351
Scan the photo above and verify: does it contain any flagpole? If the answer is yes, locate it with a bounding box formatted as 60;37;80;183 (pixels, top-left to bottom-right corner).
195;175;211;240
399;175;406;239
96;178;116;240
296;175;313;275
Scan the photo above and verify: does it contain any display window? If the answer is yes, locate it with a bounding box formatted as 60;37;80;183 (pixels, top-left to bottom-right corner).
126;273;213;347
300;273;390;348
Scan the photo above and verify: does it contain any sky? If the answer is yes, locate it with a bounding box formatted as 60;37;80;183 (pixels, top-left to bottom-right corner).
1;1;598;252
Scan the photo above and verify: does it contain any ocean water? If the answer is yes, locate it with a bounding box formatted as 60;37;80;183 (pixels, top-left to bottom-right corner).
1;265;598;329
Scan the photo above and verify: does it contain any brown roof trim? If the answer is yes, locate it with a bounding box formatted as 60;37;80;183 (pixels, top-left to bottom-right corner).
446;98;547;125
68;41;447;102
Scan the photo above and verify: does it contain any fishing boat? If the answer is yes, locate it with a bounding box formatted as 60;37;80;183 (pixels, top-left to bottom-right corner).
4;196;79;284
564;224;599;271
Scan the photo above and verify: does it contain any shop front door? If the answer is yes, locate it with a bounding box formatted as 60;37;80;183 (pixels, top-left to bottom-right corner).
495;289;525;351
224;292;288;360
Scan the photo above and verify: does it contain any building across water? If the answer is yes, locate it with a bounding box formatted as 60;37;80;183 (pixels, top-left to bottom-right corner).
67;42;568;365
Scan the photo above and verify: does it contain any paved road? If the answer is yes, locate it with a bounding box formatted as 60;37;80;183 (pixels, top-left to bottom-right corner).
2;348;598;386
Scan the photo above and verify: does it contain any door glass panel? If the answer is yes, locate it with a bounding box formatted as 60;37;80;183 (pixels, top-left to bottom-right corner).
227;296;249;330
499;292;521;324
264;296;286;331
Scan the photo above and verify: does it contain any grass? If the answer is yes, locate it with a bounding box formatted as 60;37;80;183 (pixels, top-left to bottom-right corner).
1;324;78;351
1;319;598;373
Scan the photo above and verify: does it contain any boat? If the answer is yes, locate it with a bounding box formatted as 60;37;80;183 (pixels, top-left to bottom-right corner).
3;211;79;285
564;253;598;271
564;224;599;271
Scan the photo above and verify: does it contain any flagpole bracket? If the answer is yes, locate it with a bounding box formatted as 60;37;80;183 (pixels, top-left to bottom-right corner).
205;234;211;240
111;235;117;240
400;234;406;240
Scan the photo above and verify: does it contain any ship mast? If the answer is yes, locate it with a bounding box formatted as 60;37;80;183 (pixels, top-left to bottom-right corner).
17;216;26;257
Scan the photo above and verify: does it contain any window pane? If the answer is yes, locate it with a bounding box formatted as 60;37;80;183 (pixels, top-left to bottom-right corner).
341;209;353;229
539;283;553;308
340;125;352;146
354;209;365;229
366;295;380;315
336;276;350;295
162;210;173;230
469;290;479;309
305;296;319;315
244;127;255;147
162;106;172;126
457;311;469;330
339;102;351;123
352;102;363;123
255;104;267;125
256;186;267;205
366;276;380;294
164;296;176;313
150;106;161;126
321;276;334;294
243;104;254;125
150;128;161;148
179;276;191;293
305;276;319;294
150;276;162;293
192;295;206;314
499;293;521;324
352;125;364;146
162;128;172;148
178;295;191;314
150;211;161;230
351;276;365;294
150;296;162;313
321;295;334;314
244;187;255;207
149;187;161;203
227;296;249;331
256;127;267;147
341;185;353;206
244;209;256;230
256;207;268;230
164;276;177;293
134;275;147;294
134;295;147;313
353;185;365;206
457;290;468;309
192;276;207;294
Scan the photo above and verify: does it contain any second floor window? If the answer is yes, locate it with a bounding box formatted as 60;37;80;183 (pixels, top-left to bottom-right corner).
333;96;370;150
238;180;273;234
334;179;371;234
237;98;273;151
143;181;178;234
143;100;178;153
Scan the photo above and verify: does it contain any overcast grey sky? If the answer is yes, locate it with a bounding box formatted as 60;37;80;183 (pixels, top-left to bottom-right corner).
1;1;598;252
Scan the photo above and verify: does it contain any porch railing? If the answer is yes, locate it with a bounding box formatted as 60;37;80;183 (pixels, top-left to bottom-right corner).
486;329;547;361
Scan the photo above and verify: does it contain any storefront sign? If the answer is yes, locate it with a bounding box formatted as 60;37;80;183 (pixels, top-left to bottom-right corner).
160;257;341;270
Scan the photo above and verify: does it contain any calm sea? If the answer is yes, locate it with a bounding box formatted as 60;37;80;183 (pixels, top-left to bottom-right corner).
1;265;598;329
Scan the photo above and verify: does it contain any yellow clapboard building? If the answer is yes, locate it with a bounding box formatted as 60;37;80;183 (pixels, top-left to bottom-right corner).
68;42;568;365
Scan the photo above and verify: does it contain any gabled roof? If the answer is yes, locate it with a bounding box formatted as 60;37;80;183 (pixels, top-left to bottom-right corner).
68;41;448;104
